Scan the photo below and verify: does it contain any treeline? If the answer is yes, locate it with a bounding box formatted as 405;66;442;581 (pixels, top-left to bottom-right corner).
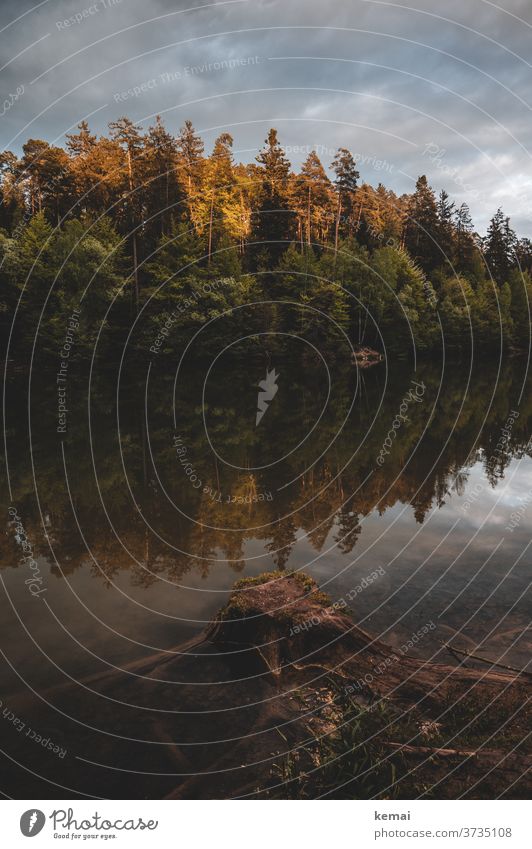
1;117;531;360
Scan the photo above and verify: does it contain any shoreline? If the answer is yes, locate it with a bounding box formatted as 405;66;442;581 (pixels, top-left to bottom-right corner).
4;571;529;800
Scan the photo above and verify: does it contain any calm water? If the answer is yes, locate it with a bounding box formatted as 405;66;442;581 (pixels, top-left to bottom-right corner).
0;356;532;798
1;353;531;795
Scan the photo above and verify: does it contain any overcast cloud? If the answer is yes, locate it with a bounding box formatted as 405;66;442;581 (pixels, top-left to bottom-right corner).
1;0;532;233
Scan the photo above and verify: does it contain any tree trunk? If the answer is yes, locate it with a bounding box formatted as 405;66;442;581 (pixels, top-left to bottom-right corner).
132;232;139;312
208;193;214;264
307;185;311;246
127;147;139;311
334;195;342;256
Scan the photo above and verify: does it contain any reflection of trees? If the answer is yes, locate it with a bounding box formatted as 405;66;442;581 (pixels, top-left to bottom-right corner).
334;508;362;554
266;516;297;569
3;358;532;582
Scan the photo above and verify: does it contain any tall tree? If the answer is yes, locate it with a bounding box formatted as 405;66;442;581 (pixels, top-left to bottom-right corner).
176;120;205;230
20;140;71;223
332;147;359;249
293;151;334;248
484;208;516;285
109;117;145;309
67;135;123;216
454;202;478;275
0;151;23;231
143;116;180;237
404;175;441;272
253;128;294;263
205;133;239;261
354;183;404;249
255;128;291;194
514;237;532;273
436;189;455;263
66;121;97;157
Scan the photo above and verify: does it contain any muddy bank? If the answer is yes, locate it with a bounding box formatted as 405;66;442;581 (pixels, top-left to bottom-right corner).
3;572;530;799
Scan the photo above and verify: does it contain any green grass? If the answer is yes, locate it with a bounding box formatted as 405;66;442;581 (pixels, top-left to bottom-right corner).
269;688;426;799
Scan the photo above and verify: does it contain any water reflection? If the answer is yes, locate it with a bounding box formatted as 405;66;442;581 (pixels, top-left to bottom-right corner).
2;356;531;666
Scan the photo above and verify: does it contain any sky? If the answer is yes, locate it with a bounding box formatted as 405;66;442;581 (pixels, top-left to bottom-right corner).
1;0;532;234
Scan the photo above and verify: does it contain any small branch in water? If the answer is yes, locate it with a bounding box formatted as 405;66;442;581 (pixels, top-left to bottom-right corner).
443;643;531;677
385;742;478;758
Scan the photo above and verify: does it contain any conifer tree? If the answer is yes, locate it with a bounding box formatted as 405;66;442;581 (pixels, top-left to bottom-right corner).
332;147;359;248
109;117;145;308
253;129;294;262
0;151;24;230
484;208;516;285
176;120;205;229
436;189;455;263
405;175;441;272
255;128;291;193
66;121;97;157
205;133;240;260
515;237;532;273
20;140;71;223
143;116;180;237
454;202;478;275
293;151;334;247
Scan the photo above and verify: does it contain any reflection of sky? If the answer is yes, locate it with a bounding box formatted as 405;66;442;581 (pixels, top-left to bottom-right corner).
453;456;532;524
303;457;532;667
1;455;530;698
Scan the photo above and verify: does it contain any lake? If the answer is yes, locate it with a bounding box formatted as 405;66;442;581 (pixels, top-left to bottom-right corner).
1;353;531;795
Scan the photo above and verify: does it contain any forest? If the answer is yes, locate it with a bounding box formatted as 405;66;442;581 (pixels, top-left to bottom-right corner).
1;116;531;362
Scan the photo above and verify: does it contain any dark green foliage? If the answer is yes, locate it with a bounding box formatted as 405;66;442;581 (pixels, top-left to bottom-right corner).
252;129;296;264
0;120;529;361
331;148;360;248
270;694;423;800
405;175;442;273
484;208;516;285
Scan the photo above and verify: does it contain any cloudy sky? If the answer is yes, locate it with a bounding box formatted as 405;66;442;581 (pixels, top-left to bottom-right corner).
1;0;532;233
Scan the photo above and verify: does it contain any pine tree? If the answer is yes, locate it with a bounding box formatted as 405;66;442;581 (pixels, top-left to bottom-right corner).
176;120;205;229
453;202;475;271
436;189;455;263
255;128;291;193
143;116;180;237
109;117;145;308
20;140;71;223
293;151;334;247
515;237;532;273
404;175;441;272
253;129;294;262
484;209;515;285
66;121;97;157
205;133;240;260
354;183;404;248
0;151;24;231
68;135;123;215
332;147;359;248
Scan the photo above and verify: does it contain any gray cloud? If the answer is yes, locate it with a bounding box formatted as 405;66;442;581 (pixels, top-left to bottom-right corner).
1;0;531;233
